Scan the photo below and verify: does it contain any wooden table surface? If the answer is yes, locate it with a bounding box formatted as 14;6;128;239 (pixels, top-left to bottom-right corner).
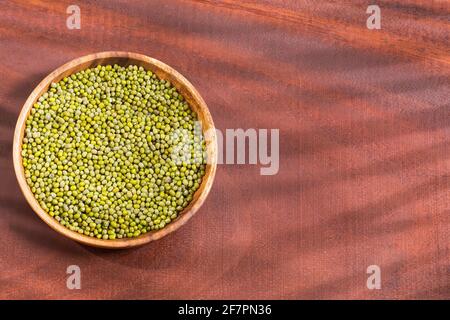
0;0;449;299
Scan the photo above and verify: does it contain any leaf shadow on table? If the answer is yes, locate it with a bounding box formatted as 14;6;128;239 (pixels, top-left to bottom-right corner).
381;1;448;19
0;106;17;129
0;70;49;157
295;139;450;191
297;104;450;155
6;71;48;102
0;195;82;255
294;250;449;299
274;45;408;73
0;140;12;160
298;175;450;252
192;78;450;296
0;106;17;161
205;172;450;298
378;75;450;94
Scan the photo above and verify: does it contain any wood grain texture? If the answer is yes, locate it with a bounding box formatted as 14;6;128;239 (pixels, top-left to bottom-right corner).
0;0;449;299
13;51;217;249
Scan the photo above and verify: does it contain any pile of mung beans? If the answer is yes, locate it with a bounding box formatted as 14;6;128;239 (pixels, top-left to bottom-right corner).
22;64;206;239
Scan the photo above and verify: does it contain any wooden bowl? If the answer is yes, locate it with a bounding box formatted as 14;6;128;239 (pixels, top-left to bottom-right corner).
13;51;217;249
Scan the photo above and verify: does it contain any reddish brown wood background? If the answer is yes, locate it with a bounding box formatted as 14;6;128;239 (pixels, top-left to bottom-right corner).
0;0;449;299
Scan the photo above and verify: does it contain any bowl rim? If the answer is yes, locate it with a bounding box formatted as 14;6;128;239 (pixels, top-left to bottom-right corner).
12;51;217;249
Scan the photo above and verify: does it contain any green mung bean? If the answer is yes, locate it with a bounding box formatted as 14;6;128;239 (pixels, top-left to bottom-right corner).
22;64;206;239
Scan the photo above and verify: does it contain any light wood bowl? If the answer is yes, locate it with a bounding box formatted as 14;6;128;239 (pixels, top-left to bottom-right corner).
13;51;217;249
